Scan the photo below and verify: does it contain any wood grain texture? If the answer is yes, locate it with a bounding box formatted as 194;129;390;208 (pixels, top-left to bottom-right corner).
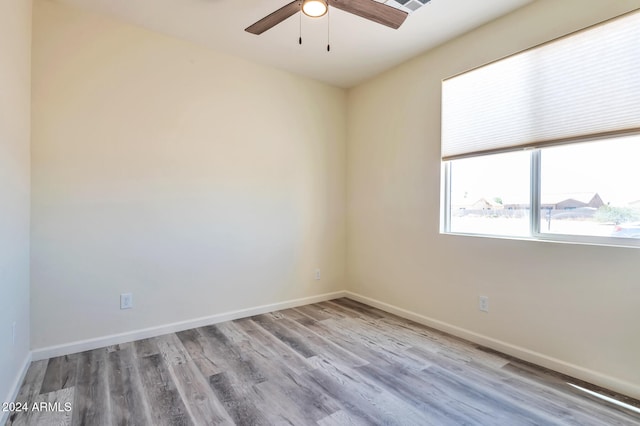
72;348;112;426
7;360;48;426
168;362;233;425
245;1;301;35
328;0;408;29
107;346;153;426
7;298;640;425
11;387;74;426
137;354;192;426
39;354;79;395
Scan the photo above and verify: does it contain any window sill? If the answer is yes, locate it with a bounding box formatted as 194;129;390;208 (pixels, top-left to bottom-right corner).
441;231;640;250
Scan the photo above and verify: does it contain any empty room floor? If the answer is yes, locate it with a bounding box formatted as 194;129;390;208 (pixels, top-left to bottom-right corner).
7;298;640;425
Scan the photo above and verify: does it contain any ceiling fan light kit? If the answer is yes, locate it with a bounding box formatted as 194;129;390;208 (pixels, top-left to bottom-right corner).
302;0;328;18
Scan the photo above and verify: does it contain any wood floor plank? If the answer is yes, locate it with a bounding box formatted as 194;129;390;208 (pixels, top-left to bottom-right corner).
197;324;267;385
208;372;269;425
204;318;342;424
293;304;335;322
354;361;484;425
137;353;193;426
305;355;434;425
317;409;372;426
214;321;249;345
315;301;353;319
311;301;459;363
250;314;318;358
232;317;312;375
342;302;512;370
10;387;74;426
39;354;79;394
422;364;558;425
12;359;48;400
500;360;640;424
106;346;153;426
498;350;640;409
330;297;386;319
6;360;48;426
186;323;319;424
252;313;369;368
291;316;429;371
175;328;224;377
278;308;317;328
251;378;334;425
409;345;638;425
156;333;191;366
229;339;341;423
72;349;112;426
133;338;160;359
168;361;234;425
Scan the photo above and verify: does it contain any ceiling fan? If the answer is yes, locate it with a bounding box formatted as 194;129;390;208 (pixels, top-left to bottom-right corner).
245;0;409;35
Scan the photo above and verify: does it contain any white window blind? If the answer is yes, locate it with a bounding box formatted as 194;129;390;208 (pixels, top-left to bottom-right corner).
441;10;640;161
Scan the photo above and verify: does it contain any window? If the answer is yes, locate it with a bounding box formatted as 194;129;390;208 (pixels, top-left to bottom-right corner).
444;135;640;244
539;137;640;240
448;151;530;237
441;10;640;246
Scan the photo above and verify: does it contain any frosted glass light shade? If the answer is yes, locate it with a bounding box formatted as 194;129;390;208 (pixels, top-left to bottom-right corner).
302;0;328;17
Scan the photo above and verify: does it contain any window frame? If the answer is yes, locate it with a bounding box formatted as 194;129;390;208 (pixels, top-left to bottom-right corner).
441;145;640;249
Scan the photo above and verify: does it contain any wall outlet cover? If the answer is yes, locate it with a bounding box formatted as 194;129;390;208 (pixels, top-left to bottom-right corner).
120;293;133;310
479;296;489;312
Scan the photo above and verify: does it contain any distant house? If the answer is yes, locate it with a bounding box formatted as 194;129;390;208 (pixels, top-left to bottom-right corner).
503;192;604;210
469;198;503;210
548;193;604;210
453;197;503;211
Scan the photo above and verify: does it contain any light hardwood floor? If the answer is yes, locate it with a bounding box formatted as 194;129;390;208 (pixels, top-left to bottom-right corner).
6;298;640;425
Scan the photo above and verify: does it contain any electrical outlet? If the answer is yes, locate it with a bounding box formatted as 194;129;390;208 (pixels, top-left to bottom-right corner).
479;296;489;312
314;269;321;280
12;322;16;345
120;293;133;310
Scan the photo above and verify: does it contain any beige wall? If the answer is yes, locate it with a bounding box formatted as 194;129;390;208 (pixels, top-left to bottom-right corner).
347;0;640;398
0;0;32;408
31;1;346;349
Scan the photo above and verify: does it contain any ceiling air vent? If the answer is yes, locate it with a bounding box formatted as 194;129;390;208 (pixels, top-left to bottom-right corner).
382;0;431;14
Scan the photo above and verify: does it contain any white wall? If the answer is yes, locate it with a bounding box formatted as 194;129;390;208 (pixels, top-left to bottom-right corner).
0;0;32;410
347;0;640;399
31;1;346;349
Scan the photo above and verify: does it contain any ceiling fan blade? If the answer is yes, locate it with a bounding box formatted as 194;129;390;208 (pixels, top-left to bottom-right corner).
328;0;408;29
245;1;301;35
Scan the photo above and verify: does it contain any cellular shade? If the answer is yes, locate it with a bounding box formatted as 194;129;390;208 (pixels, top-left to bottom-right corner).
441;10;640;161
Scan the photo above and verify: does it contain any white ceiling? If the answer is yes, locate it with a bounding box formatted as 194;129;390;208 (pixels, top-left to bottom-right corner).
52;0;533;88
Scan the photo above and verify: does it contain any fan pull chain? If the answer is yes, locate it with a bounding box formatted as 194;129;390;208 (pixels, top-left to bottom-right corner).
326;6;331;52
299;4;302;45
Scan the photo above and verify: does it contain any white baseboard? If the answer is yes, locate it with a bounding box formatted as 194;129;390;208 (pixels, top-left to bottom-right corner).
32;291;347;361
1;351;32;426
344;291;640;401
